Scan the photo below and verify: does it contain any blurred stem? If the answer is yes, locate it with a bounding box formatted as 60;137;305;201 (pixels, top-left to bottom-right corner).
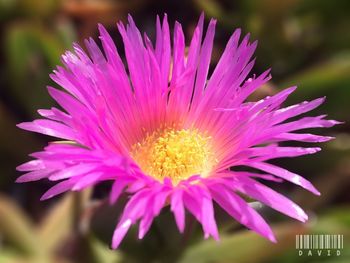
181;216;196;250
152;219;166;249
72;189;92;234
72;191;83;232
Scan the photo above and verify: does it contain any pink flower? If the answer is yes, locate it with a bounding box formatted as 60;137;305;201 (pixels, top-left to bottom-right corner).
17;14;339;249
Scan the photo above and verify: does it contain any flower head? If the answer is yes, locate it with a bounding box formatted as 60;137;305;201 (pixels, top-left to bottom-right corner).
17;14;339;249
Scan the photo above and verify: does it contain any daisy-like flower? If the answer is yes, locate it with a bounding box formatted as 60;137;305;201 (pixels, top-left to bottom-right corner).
17;14;338;249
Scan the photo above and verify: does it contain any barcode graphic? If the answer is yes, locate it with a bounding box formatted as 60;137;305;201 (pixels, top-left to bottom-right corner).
296;235;344;249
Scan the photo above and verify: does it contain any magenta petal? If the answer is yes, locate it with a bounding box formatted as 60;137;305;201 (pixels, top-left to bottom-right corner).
16;169;54;183
188;184;219;240
201;192;219;240
230;174;308;222
112;218;132;249
16;160;45;172
272;97;326;124
112;189;151;248
183;189;202;222
72;172;102;191
244;146;321;161
138;213;154;240
191;19;216;108
109;178;131;204
170;189;185;233
48;163;98;181
138;187;169;239
17;120;76;141
40;180;76;200
247;162;320;195
244;173;284;183
272;133;334;143
209;183;276;242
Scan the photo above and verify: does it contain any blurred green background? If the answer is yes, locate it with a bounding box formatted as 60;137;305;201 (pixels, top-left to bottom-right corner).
0;0;349;262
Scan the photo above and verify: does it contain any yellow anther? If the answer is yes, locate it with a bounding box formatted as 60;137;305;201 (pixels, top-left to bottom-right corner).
130;128;216;184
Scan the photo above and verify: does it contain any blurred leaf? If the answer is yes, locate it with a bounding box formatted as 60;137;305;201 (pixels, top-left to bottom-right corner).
270;207;350;263
192;0;236;27
5;23;65;115
37;194;74;253
313;206;350;234
87;235;122;263
55;19;77;48
0;250;27;263
193;0;224;19
0;250;52;263
0;194;42;256
0;0;18;20
282;53;350;94
180;207;350;263
19;0;59;18
179;223;305;263
280;53;350;121
0;103;39;156
0;103;41;186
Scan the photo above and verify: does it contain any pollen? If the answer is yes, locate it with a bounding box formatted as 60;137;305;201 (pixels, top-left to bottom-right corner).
130;128;216;183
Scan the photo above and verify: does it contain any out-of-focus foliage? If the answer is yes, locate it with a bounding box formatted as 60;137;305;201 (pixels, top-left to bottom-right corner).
0;193;122;263
0;0;349;262
180;207;350;263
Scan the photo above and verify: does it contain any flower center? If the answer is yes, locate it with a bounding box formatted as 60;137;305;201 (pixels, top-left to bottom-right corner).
130;128;216;183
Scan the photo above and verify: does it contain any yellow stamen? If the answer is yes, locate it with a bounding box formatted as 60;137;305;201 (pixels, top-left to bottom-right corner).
130;128;216;183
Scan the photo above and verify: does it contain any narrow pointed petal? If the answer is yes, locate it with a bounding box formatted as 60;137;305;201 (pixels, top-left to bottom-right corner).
247;162;320;195
209;183;276;242
228;174;308;222
171;189;185;233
